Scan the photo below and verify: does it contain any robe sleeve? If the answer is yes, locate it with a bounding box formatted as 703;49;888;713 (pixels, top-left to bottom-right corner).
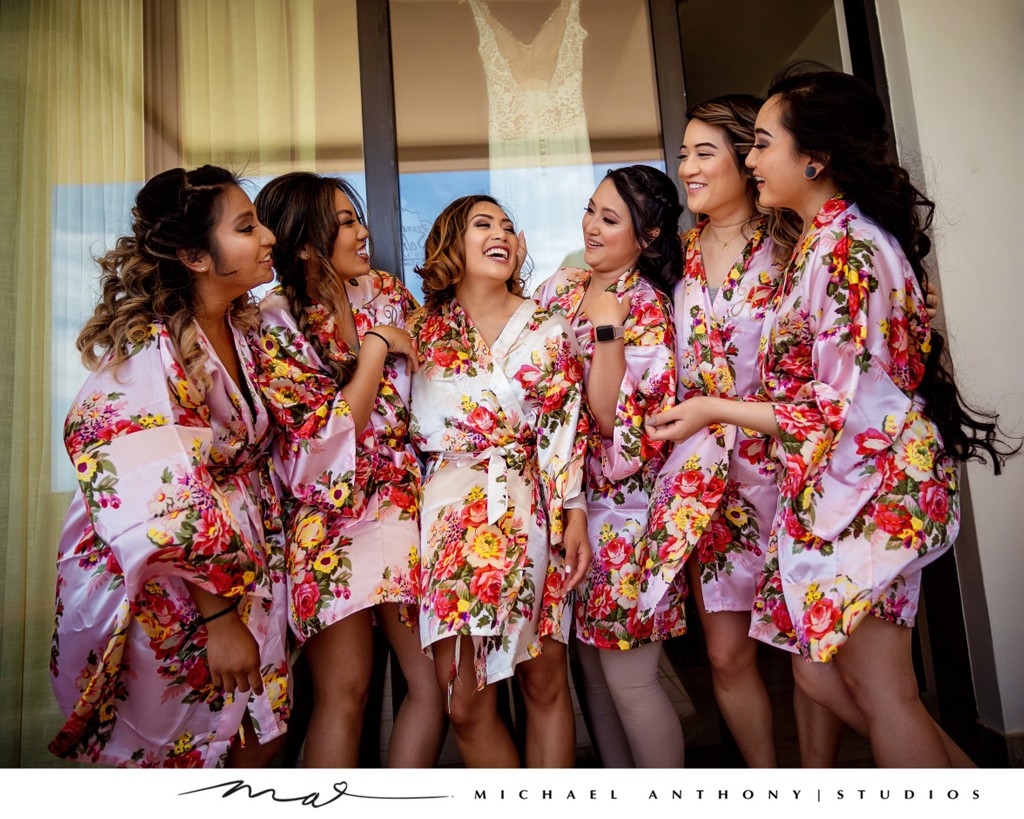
63;337;261;603
528;317;589;548
771;223;931;540
598;288;677;482
252;296;361;517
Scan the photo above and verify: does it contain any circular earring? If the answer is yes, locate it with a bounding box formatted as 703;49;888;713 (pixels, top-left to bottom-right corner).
804;165;819;180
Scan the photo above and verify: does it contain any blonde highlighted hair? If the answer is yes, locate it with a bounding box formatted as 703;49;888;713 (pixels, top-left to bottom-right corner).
76;165;258;386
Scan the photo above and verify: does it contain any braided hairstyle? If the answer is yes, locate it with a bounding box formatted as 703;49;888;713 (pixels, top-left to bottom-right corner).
767;64;1019;473
686;95;800;264
76;165;257;385
254;172;369;386
603;165;684;297
415;194;526;311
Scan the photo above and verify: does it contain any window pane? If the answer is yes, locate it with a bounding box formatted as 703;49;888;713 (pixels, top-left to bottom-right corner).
391;0;664;297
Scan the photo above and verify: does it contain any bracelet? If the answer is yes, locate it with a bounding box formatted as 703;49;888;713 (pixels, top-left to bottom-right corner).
195;598;239;628
364;330;391;351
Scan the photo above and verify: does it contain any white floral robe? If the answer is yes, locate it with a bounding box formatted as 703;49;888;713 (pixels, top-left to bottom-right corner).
409;298;587;688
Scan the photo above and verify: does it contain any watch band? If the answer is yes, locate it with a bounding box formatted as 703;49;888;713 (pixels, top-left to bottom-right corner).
594;324;625;342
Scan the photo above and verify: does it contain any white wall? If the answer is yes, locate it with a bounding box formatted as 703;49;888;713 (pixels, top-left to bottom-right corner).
878;0;1024;735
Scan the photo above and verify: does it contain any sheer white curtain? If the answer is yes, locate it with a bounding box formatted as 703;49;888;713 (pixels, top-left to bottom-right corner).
0;0;355;767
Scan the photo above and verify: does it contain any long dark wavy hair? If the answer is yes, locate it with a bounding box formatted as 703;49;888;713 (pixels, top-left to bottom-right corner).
76;165;258;385
767;64;1018;472
254;172;370;385
603;165;684;297
415;194;526;311
686;95;800;264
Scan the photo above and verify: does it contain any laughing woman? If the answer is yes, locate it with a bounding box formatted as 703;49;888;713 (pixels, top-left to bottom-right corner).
409;195;590;767
252;172;445;768
50;166;289;767
648;67;1015;767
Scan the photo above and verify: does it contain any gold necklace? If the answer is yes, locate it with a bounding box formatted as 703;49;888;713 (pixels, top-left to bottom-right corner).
706;223;747;250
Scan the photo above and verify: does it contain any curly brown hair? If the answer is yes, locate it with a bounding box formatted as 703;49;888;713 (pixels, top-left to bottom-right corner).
76;165;258;385
254;172;370;385
415;195;525;311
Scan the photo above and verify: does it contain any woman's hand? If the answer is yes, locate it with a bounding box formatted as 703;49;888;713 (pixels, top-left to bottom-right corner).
645;396;715;443
924;280;941;321
365;324;418;373
584;290;630;328
204;609;265;696
558;507;592;596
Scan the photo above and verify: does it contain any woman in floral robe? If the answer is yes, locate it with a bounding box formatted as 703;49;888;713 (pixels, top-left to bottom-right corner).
637;96;842;768
50;166;289;767
410;195;589;767
649;68;1009;766
252;173;444;768
534;166;683;768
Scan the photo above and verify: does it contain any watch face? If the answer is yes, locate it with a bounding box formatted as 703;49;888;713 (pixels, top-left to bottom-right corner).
595;325;623;342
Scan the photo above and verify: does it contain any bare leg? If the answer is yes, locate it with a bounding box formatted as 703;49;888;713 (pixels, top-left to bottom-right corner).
599;642;685;768
791;653;871;735
690;561;777;767
376;603;448;768
226;711;285;768
793;685;844;767
574;640;636;767
835;617;959;767
433;635;519;767
514;639;575;768
301;609;374;768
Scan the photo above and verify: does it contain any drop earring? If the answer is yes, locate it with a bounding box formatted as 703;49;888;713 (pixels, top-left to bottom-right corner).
804;165;819;180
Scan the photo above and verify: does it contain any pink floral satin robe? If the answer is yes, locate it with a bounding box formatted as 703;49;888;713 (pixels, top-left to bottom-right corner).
409;298;587;688
534;267;678;649
253;271;421;643
638;220;783;624
752;196;959;662
50;321;290;767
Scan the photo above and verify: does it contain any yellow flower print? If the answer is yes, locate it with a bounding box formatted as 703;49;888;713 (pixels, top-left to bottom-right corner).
716;367;734;393
243;570;256;587
618;639;631;650
684;453;701;471
724;506;748;527
148;527;173;546
614;572;639;602
457;598;472;613
598;522;615;544
460;395;477;413
899;436;934;480
260;334;280;357
295;516;326;549
328;481;351;509
73;453;98;482
173;732;194;755
841;598;871;635
137;413;168;429
472;531;502;562
467;485;486;502
759;271;772;285
804;583;823;605
313;551;339;574
273;385;301;406
408;545;420;567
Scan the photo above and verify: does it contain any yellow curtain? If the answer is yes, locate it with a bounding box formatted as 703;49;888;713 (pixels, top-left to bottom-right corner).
0;0;145;767
0;0;357;767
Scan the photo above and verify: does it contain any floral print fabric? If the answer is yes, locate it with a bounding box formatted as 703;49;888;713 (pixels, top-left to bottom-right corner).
253;271;421;643
751;196;960;661
534;267;678;649
50;322;289;767
409;298;587;688
638;220;783;623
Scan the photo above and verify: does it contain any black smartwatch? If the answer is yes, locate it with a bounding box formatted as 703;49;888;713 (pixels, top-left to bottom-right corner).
594;324;626;342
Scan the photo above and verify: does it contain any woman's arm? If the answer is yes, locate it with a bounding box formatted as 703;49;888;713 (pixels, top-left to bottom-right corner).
647;395;780;442
583;290;630;437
